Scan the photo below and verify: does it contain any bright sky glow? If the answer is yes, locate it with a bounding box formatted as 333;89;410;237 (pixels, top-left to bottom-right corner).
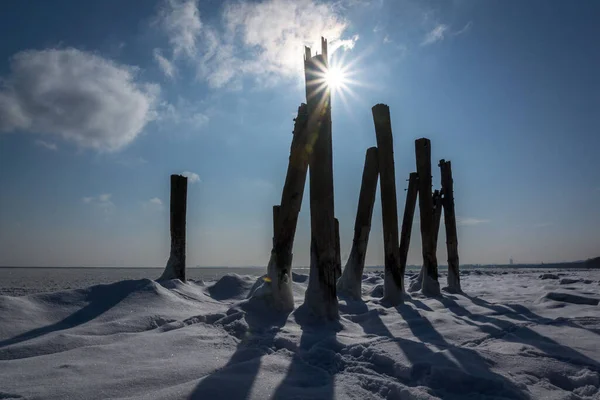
325;65;348;90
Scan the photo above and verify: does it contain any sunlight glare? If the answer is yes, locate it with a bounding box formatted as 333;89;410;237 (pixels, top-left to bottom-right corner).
325;65;347;90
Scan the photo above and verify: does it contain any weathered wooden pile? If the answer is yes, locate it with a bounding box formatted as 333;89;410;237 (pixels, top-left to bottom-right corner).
158;37;462;319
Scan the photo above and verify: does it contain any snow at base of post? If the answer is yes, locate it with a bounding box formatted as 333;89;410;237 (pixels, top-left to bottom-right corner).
445;269;462;293
421;271;441;296
408;266;424;292
265;252;294;312
303;243;339;319
158;255;178;281
383;269;403;305
337;256;362;299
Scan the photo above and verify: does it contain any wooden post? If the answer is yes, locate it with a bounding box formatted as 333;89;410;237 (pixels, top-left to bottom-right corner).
373;104;403;304
399;172;418;278
334;218;341;282
303;38;338;319
338;147;379;298
266;103;310;311
432;189;443;249
272;205;281;247
439;159;461;292
415;138;440;296
159;174;187;281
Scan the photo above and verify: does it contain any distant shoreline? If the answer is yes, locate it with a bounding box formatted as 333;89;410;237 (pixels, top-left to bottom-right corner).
1;257;598;270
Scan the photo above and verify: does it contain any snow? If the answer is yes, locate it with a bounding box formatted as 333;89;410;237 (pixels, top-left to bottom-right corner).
1;268;600;399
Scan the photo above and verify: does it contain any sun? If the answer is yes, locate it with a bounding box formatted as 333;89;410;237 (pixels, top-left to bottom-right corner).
325;65;348;90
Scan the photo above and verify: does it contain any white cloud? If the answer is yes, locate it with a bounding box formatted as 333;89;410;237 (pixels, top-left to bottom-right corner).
421;24;448;46
457;217;490;226
34;139;57;151
142;197;164;212
82;193;115;215
182;171;200;183
153;48;176;78
156;0;202;60
0;48;159;152
154;0;357;87
157;97;209;129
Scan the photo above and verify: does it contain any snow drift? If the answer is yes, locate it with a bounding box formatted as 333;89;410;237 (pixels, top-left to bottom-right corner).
1;269;600;399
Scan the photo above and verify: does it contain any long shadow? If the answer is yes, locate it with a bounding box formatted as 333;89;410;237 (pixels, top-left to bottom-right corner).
189;296;290;400
439;295;600;372
0;279;148;348
353;296;531;399
270;303;340;400
503;303;600;336
461;293;600;338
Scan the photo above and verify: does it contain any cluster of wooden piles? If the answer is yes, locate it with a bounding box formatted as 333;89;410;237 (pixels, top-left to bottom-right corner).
158;37;462;320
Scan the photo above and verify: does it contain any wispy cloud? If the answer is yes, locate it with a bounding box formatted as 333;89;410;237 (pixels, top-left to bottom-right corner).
421;24;448;46
142;197;164;212
182;171;200;183
457;217;490;226
0;48;159;152
82;194;115;215
156;97;209;129
34;139;57;151
156;0;202;60
153;48;176;78
453;21;472;36
154;0;358;88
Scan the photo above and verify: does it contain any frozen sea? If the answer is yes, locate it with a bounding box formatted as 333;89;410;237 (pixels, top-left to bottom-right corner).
0;266;393;296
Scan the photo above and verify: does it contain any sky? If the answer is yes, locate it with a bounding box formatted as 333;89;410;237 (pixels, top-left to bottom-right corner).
0;0;598;268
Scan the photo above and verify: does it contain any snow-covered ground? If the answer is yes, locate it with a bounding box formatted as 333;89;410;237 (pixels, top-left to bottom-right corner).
1;269;599;399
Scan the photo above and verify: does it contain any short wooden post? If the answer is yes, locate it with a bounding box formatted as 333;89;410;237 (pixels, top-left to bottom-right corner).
266;103;310;311
159;174;187;281
415;139;440;296
399;172;418;278
338;147;379;298
373;104;403;304
440;159;461;292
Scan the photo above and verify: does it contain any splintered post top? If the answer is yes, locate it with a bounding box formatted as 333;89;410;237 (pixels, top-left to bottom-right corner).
305;46;311;60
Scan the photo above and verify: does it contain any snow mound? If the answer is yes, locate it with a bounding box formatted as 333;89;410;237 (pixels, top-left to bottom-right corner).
541;291;600;305
539;273;559;280
1;269;600;399
560;278;582;285
207;274;255;300
291;272;308;283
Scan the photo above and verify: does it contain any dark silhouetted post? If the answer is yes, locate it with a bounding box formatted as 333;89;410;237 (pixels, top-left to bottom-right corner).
303;38;338;319
415;139;440;296
338;147;379;298
432;189;443;248
399;172;418;278
373;104;403;304
335;218;341;282
266;104;310;311
440;159;461;292
272;205;281;247
159;174;187;281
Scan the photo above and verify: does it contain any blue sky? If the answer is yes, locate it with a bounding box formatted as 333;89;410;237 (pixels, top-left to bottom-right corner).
0;0;598;267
